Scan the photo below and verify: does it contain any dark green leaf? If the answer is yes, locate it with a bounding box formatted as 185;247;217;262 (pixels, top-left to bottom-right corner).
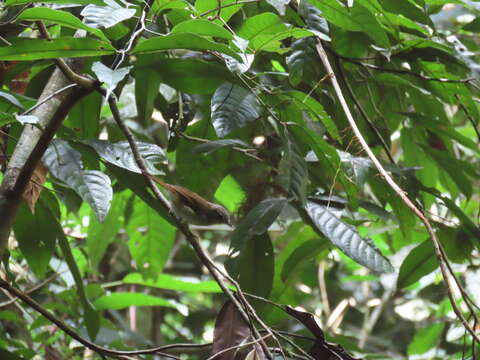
13;203;56;278
229;198;288;258
305;202;394;273
16;7;108;41
397;240;437;288
407;323;445;355
0;38;115;60
132;33;242;61
281;239;329;282
235;232;274;298
211;82;261;137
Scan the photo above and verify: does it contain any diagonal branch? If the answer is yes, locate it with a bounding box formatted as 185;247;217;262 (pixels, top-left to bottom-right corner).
315;39;480;344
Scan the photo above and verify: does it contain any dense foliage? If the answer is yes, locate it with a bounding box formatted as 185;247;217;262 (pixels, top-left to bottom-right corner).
1;0;480;359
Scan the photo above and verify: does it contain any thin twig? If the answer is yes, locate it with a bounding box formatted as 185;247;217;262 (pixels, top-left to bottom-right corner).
0;273;58;308
35;21;97;89
103;91;273;360
0;279;180;359
204;333;271;360
316;39;480;344
21;84;77;115
197;0;260;17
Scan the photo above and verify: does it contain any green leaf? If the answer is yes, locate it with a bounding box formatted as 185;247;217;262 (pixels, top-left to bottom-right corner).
0;38;115;60
172;19;233;39
280;134;308;205
299;0;331;41
54;218;100;341
132;33;242;61
127;200;176;278
94;292;177;310
281;239;329;281
397;240;437;288
16;8;108;41
214;175;246;213
407;323;445;355
151;59;234;95
65;91;102;139
229;198;287;259
87;194;125;270
287;37;321;86
308;0;390;47
13;203;57;278
283;90;340;141
0;113;16;127
123;272;225;293
134;54;163;126
305;202;394;273
6;0;104;4
235;233;274;298
237;12;311;52
195;0;243;22
211;82;261;137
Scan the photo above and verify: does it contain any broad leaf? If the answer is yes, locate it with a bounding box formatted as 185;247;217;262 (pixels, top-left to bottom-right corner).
212;301;251;360
211;82;261;137
84;139;166;175
16;7;108;41
280;134;308;205
397;240;437;288
94;292;178;310
42;140;112;222
0;38;115;60
299;0;330;41
123;273;225;293
305;202;394;273
13;203;56;278
172;19;233;39
132;33;242;61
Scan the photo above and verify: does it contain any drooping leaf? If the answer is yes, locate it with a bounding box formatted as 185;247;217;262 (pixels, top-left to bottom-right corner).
281;239;329;282
0;38;115;60
126;200;176;278
21;161;47;213
87;194;125;270
397;240;437;288
134;54;163;126
84;139;166;175
305;202;394;273
211;82;261;137
299;0;330;41
229;198;288;258
42;139;112;222
407;323;445;355
235;233;274;298
280;134;308;205
13;203;57;278
212;301;251;360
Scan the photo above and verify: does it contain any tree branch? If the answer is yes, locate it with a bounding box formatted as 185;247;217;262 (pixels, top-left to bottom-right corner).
316;39;480;344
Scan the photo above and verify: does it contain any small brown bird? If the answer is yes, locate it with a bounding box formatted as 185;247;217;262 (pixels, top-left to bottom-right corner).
144;172;231;226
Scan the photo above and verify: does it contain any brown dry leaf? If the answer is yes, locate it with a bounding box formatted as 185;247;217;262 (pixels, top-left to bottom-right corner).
22;161;48;213
212;301;252;360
